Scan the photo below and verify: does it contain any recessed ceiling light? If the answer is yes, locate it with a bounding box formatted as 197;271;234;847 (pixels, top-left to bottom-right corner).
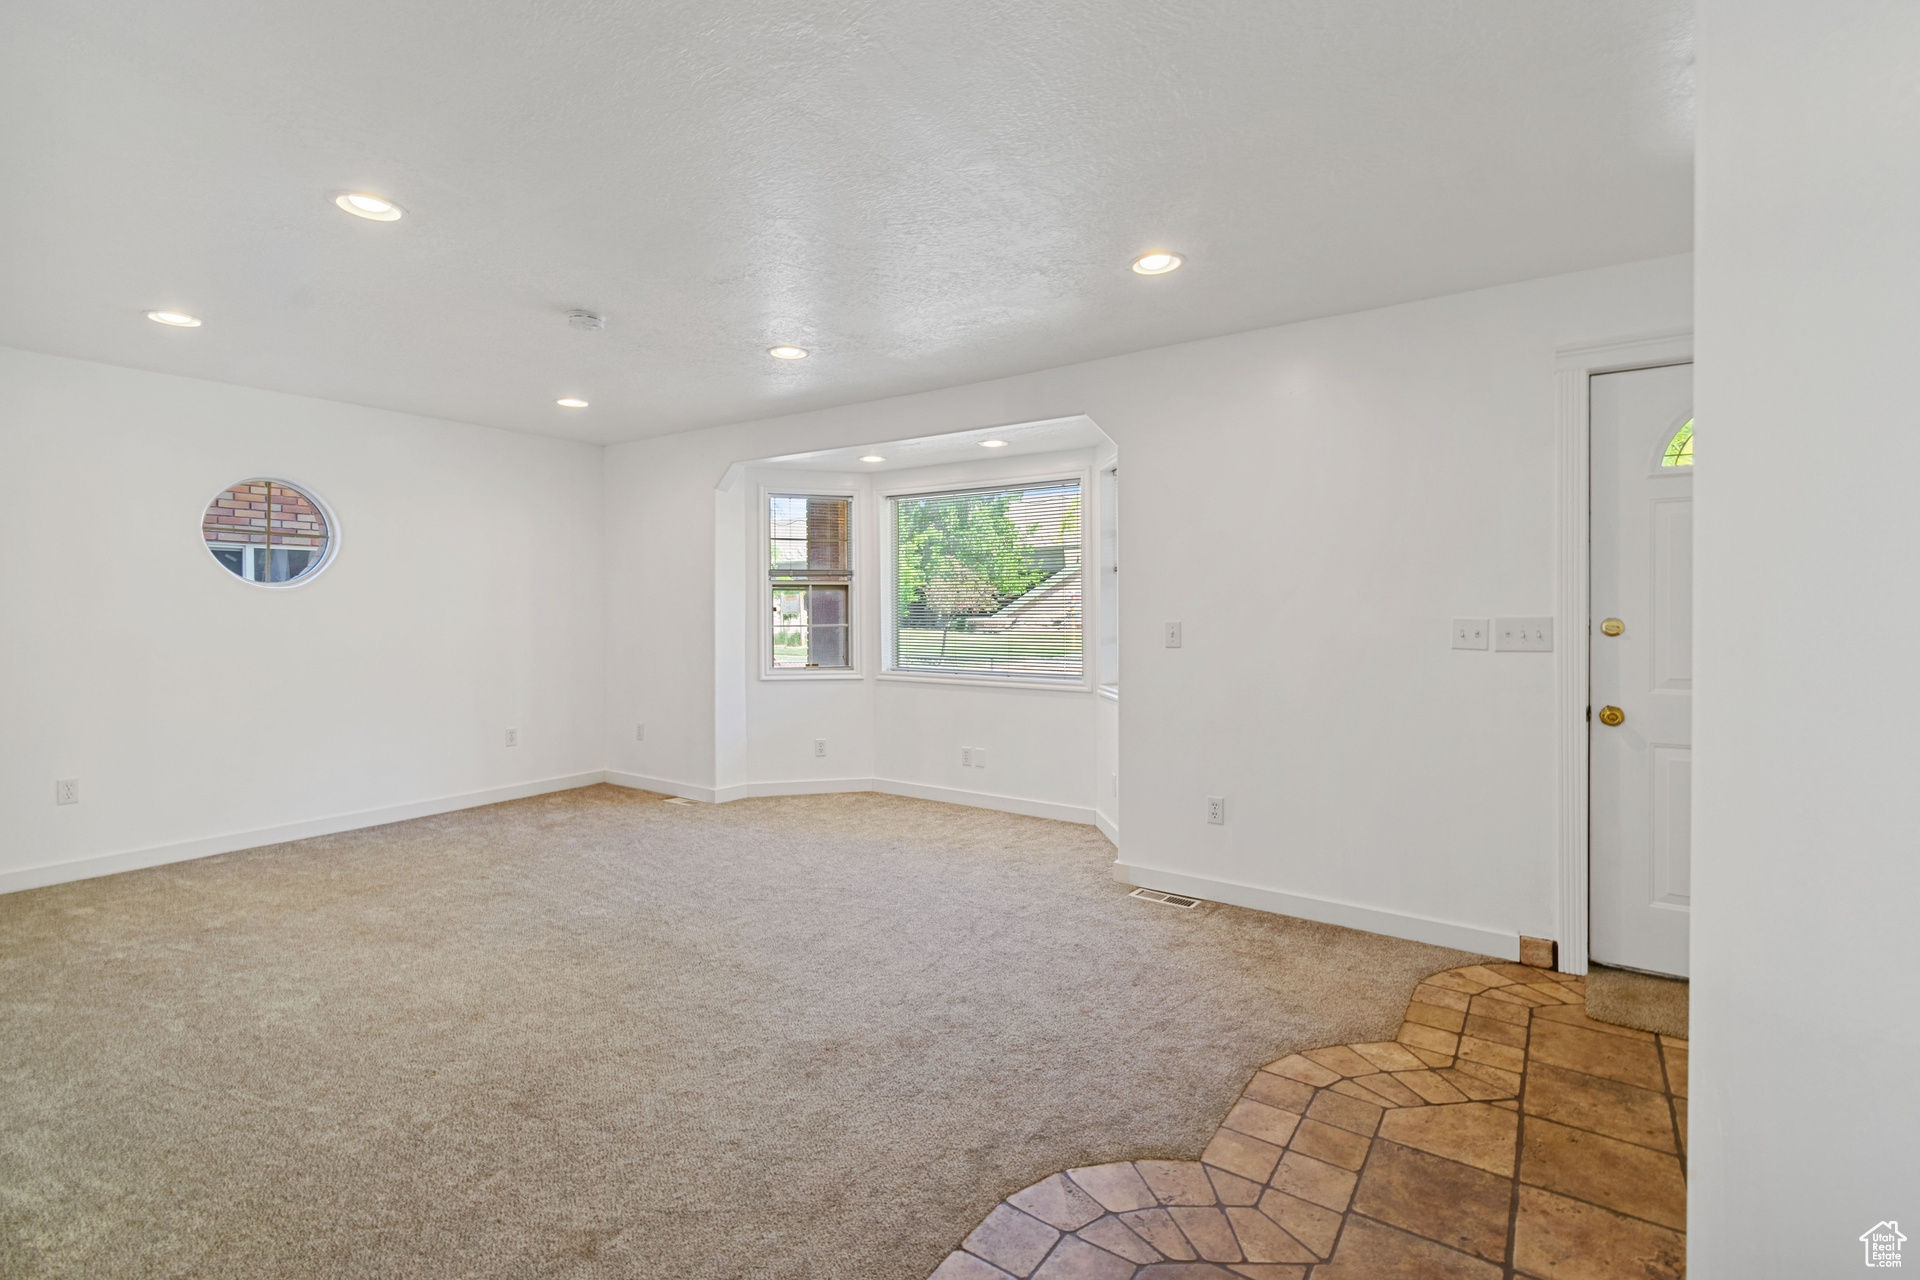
1131;251;1183;275
334;192;404;221
979;439;1009;448
859;455;885;462
146;310;201;327
768;345;809;360
556;398;589;408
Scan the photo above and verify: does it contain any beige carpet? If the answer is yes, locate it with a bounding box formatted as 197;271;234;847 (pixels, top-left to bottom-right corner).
1586;964;1690;1039
0;785;1481;1279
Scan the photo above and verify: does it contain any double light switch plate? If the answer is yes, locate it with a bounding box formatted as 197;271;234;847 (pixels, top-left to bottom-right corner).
1455;617;1553;651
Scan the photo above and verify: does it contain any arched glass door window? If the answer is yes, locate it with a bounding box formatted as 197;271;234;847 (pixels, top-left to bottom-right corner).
1661;419;1694;467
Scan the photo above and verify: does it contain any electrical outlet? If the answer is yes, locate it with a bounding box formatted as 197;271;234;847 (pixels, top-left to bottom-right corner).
1206;795;1225;826
814;738;827;758
1495;617;1554;652
55;778;79;805
973;748;987;769
635;723;645;741
1164;621;1183;648
1452;618;1489;650
960;746;973;767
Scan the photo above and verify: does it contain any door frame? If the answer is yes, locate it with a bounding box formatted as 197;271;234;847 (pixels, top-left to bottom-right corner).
1553;330;1693;975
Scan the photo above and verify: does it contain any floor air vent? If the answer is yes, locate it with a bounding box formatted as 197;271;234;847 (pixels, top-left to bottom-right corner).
662;797;696;806
1130;887;1202;909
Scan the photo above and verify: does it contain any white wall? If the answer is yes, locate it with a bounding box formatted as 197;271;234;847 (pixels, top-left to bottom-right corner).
1691;2;1920;1272
606;254;1693;955
0;347;606;891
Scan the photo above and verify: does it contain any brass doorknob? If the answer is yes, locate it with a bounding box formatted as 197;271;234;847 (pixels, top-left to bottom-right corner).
1600;617;1625;636
1598;705;1625;726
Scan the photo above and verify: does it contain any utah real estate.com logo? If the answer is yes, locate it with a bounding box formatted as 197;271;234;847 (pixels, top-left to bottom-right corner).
1861;1221;1906;1268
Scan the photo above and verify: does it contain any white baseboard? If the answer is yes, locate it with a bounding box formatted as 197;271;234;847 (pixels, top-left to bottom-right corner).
4;768;1101;898
1094;810;1119;847
1113;861;1519;960
619;770;1098;827
0;771;609;897
602;770;717;802
870;778;1095;826
713;776;874;803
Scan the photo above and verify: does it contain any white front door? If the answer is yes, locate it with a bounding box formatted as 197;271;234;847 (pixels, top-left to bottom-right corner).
1590;362;1693;977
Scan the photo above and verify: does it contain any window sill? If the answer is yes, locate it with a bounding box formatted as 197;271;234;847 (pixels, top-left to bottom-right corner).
759;669;865;682
876;671;1092;693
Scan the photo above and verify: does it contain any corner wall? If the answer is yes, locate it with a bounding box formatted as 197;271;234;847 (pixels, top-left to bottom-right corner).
605;254;1694;957
0;348;607;891
1691;1;1920;1271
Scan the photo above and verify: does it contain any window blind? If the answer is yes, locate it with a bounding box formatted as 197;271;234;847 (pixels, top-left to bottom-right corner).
890;480;1082;679
770;495;852;669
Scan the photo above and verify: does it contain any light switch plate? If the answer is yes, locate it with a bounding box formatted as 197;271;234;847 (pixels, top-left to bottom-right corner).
1164;621;1183;648
1495;617;1554;652
1452;618;1489;650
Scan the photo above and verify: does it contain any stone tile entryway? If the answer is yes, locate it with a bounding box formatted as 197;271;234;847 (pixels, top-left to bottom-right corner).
931;963;1687;1280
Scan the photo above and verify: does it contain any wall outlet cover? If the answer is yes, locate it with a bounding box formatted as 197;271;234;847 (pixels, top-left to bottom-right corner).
1206;795;1225;825
55;779;79;805
1495;616;1554;652
635;723;645;741
960;746;972;767
814;738;827;758
1452;618;1489;650
505;728;518;747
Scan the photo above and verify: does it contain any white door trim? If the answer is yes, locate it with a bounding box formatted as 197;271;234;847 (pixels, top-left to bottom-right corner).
1554;329;1693;975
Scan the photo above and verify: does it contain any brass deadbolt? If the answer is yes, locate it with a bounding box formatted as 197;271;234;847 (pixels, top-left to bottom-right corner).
1598;705;1626;727
1600;617;1625;636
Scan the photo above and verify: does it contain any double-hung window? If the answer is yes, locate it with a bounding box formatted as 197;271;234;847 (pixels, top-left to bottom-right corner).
768;494;853;670
887;479;1083;680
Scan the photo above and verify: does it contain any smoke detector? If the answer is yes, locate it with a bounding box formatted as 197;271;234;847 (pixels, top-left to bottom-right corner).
567;310;606;331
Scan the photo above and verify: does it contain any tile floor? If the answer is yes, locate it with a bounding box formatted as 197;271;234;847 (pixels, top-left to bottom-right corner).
930;963;1686;1280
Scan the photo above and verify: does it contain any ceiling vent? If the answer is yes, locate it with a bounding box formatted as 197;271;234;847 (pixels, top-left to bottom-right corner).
1130;887;1201;909
567;310;606;331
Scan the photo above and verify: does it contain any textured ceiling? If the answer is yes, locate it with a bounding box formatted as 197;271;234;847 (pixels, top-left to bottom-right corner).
753;416;1112;475
0;1;1694;444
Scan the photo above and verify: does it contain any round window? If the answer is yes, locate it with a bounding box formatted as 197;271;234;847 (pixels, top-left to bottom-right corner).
202;479;334;585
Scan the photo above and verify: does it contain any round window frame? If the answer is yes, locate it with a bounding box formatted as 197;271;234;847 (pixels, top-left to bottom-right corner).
200;475;341;589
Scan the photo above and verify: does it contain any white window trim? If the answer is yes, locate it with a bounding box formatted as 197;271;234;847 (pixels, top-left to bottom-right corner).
200;475;340;590
876;465;1095;692
206;541;326;584
759;484;862;680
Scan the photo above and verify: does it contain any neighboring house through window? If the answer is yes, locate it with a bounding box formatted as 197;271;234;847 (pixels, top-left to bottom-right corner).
888;479;1083;680
768;494;853;670
203;479;332;584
